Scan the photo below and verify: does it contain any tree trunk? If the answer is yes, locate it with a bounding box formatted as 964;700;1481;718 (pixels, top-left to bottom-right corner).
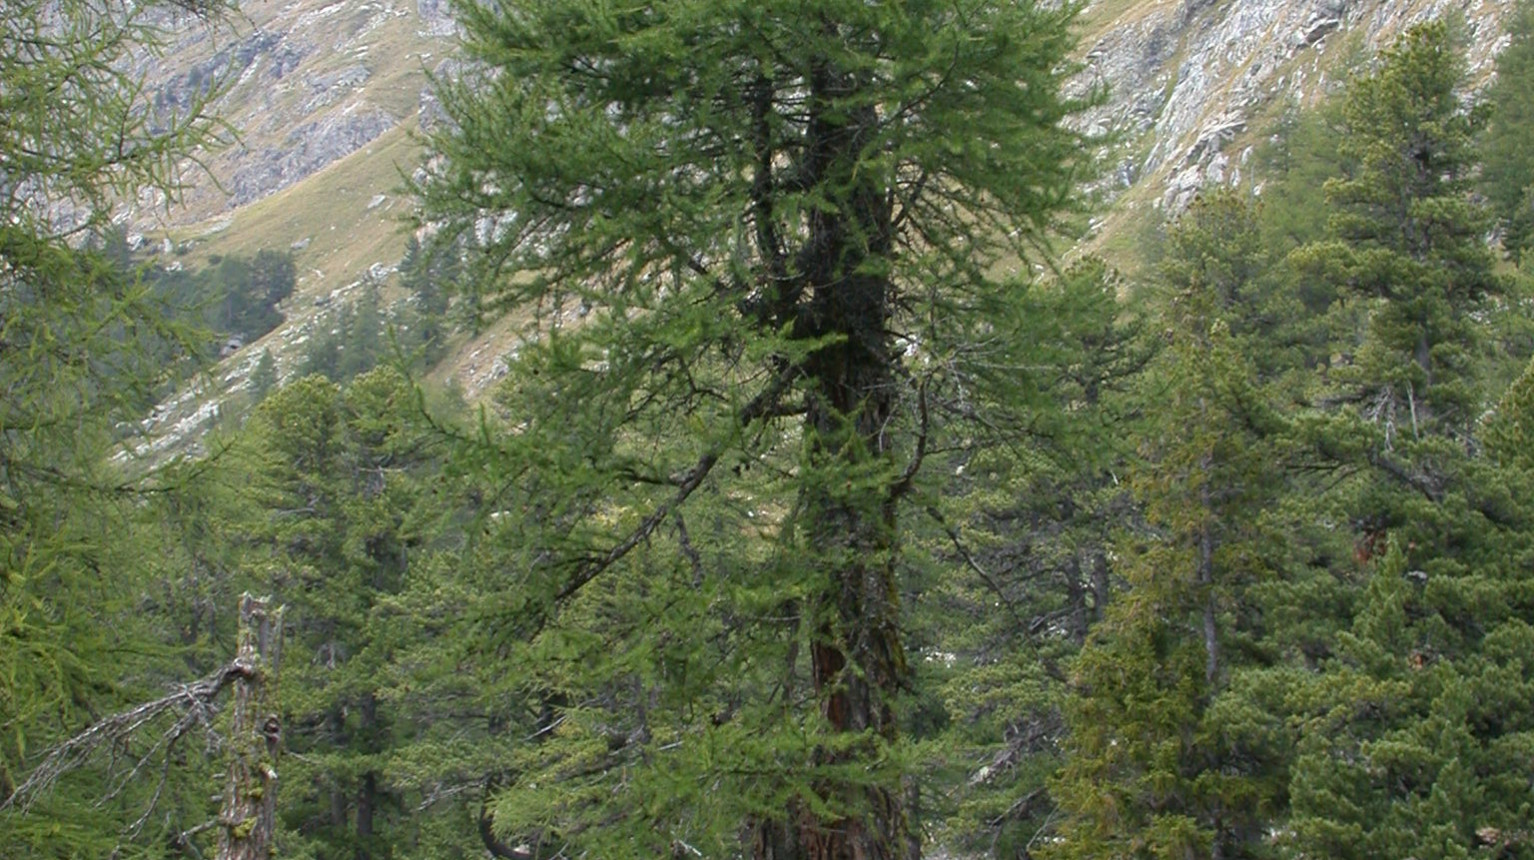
1198;450;1219;687
355;692;379;860
774;43;915;860
1415;330;1432;385
1091;551;1111;625
1066;555;1089;645
355;774;377;860
217;594;284;860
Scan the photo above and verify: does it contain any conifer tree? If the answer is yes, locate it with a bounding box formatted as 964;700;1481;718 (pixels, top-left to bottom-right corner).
249;348;279;401
1293;21;1498;432
300;310;346;381
398;233;458;367
244;368;441;859
416;1;1092;856
1049;192;1289;860
918;258;1152;855
339;283;385;380
1481;0;1534;260
1283;20;1509;590
0;0;232;852
1268;23;1534;858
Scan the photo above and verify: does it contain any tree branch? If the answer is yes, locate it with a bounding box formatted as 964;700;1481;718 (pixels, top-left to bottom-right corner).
3;661;250;814
925;506;1067;684
532;366;799;633
888;373;929;501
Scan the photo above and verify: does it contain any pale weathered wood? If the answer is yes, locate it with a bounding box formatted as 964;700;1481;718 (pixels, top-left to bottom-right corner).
217;594;284;860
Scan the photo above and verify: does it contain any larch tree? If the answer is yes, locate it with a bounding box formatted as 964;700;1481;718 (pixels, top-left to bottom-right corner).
0;0;233;853
415;1;1093;857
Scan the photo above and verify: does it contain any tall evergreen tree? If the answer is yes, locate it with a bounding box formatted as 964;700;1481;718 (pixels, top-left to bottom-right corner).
416;1;1093;856
1268;23;1534;858
339;283;386;380
397;233;458;368
1480;0;1534;261
920;258;1152;856
245;368;441;859
0;0;232;853
1292;21;1498;433
249;348;279;401
300;309;347;382
1049;191;1289;860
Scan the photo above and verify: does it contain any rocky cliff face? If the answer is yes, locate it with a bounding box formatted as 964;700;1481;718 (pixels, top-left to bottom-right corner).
1079;0;1513;211
135;0;1516;257
133;0;448;222
125;0;1518;450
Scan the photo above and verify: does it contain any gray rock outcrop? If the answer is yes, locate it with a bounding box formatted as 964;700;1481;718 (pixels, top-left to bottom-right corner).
227;105;397;206
1080;0;1515;209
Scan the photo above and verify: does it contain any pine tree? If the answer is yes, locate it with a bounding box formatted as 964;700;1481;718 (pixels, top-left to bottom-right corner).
249;348;279;401
1292;21;1499;433
1049;192;1290;860
339;283;385;380
1283;20;1509;590
1485;356;1534;471
250;250;297;316
916;258;1152;855
300;310;345;382
1266;23;1534;858
415;1;1093;856
398;233;458;367
244;368;442;859
1480;0;1534;261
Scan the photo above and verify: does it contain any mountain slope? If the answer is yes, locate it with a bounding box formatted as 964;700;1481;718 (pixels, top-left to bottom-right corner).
126;0;1517;447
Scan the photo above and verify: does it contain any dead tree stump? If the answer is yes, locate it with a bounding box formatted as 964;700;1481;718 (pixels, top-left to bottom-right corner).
217;594;284;860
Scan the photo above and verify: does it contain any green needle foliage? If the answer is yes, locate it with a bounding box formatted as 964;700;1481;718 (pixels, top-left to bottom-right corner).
415;0;1095;856
1292;21;1500;433
0;0;232;853
1481;0;1534;262
1050;191;1291;860
1255;22;1534;859
18;5;1534;860
241;368;467;859
915;256;1152;857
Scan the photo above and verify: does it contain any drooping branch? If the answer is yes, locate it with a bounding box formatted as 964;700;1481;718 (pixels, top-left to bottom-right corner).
3;595;285;860
2;661;251;815
527;364;799;634
888;373;930;501
926;506;1067;684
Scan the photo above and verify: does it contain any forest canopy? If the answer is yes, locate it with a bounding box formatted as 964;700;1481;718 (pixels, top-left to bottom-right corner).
5;4;1534;860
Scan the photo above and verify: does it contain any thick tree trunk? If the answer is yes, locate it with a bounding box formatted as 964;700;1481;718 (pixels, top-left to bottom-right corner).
768;43;915;860
217;595;284;860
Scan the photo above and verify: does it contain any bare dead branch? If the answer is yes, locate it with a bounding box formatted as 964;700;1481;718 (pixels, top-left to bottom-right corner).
2;661;251;815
